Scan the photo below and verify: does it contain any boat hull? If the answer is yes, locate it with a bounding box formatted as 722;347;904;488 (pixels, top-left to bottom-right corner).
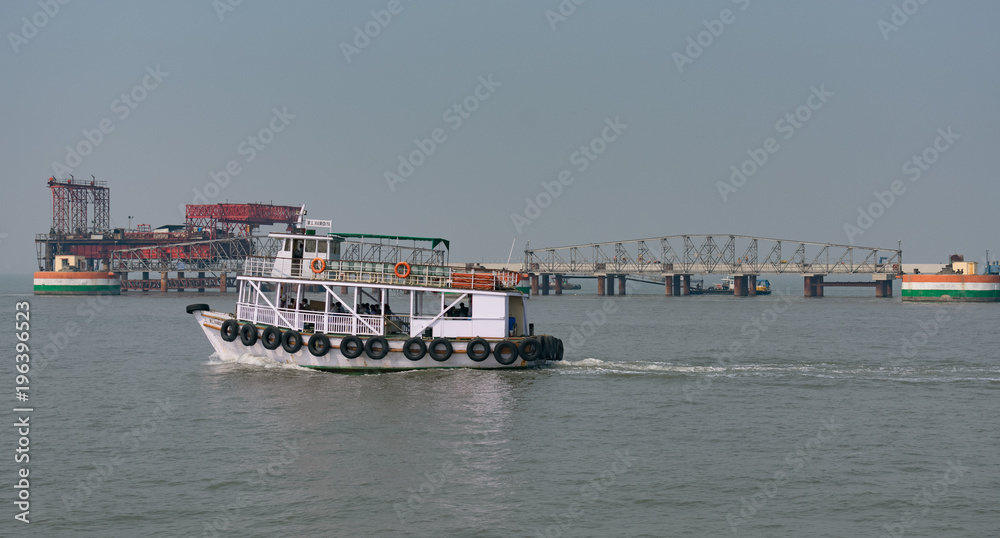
193;311;550;371
33;271;121;295
901;274;1000;302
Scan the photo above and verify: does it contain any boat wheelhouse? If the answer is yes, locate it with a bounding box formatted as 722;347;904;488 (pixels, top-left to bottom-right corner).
187;219;562;372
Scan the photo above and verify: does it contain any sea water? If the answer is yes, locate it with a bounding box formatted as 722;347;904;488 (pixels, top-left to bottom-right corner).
2;274;998;537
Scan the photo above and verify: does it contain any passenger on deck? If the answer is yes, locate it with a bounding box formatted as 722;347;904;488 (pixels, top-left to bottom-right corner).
458;302;469;317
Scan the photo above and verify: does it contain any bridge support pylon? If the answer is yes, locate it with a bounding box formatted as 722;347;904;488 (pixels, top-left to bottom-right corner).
542;274;550;295
554;274;563;295
597;275;606;296
804;275;825;297
874;274;894;297
606;275;615;296
531;274;539;296
618;274;626;295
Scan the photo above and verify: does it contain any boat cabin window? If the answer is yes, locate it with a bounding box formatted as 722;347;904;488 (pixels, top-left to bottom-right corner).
293;239;304;258
284;238;291;251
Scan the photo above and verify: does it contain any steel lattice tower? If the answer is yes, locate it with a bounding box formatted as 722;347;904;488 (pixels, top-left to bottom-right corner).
47;177;111;234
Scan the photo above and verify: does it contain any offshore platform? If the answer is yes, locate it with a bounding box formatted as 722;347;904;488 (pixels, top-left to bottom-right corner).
35;177;300;293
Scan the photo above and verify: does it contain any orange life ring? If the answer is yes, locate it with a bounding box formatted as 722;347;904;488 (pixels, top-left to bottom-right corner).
311;257;326;274
394;262;411;278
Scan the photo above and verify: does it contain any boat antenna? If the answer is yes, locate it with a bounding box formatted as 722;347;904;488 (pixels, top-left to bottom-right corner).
296;204;307;228
504;237;516;270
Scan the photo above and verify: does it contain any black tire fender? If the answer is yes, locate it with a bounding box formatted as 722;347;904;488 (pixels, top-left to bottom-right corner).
239;323;259;347
186;303;210;315
539;335;553;360
518;337;541;362
220;319;239;342
365;336;389;360
402;337;426;361
429;338;453;362
466;338;491;362
339;335;364;359
261;326;282;350
281;330;303;354
308;333;331;357
493;340;519;365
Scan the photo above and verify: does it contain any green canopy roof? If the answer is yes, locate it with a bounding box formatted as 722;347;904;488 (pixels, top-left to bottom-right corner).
331;233;450;251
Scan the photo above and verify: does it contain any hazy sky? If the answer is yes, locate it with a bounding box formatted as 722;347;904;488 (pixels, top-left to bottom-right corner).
3;0;998;274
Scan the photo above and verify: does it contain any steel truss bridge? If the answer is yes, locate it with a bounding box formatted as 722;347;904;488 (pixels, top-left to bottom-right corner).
111;235;448;274
522;235;902;276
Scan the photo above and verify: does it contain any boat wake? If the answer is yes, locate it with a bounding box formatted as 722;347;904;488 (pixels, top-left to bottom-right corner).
554;358;1000;383
207;352;312;371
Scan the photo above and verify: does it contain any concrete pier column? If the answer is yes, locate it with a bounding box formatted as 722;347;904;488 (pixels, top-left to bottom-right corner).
749;275;757;297
142;271;149;293
220;272;228;293
681;275;690;296
733;275;748;296
606;275;615;296
198;271;206;292
874;275;894;298
804;276;814;297
665;275;674;296
804;275;824;297
160;271;168;293
541;274;550;295
531;274;539;296
554;274;563;295
618;274;626;295
673;274;682;296
597;276;606;296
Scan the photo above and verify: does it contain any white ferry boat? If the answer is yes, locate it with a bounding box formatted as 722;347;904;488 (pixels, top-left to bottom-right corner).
186;215;563;372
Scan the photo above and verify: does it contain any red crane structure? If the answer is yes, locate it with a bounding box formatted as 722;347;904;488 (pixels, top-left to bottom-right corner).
185;203;300;238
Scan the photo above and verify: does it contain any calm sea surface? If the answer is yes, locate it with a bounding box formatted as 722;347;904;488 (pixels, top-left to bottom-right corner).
2;274;998;537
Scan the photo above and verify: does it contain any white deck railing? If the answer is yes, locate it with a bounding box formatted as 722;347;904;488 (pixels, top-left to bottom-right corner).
242;257;519;291
237;303;386;336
